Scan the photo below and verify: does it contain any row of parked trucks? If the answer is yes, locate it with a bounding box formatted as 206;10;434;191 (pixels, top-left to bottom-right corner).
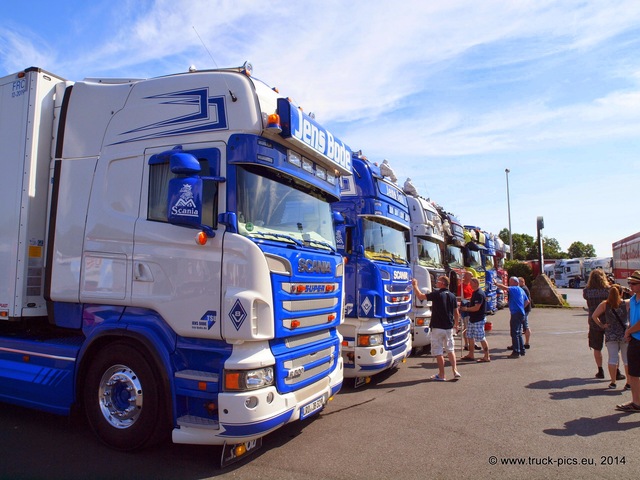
552;257;614;288
0;66;506;464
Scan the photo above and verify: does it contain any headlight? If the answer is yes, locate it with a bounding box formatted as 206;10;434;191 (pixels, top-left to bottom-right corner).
357;333;383;347
224;367;274;391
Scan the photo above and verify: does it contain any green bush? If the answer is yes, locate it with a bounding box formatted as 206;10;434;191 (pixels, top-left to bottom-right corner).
505;261;533;287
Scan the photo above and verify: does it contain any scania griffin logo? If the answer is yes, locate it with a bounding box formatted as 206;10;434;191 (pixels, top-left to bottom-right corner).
298;258;332;274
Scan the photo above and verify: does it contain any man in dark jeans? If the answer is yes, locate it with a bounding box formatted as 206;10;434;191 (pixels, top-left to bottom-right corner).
497;277;529;358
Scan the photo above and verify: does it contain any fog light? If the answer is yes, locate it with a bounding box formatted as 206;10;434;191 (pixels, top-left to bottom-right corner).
245;396;258;409
369;349;376;356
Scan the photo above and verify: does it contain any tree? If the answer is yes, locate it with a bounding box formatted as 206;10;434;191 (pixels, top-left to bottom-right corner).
542;237;566;259
567;241;596;258
505;260;533;287
498;229;535;260
512;233;535;260
529;236;567;260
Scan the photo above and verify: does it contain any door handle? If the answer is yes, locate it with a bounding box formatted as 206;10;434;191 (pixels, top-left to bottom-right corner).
134;262;154;282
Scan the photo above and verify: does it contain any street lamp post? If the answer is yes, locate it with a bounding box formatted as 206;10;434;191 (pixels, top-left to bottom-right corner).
505;168;513;260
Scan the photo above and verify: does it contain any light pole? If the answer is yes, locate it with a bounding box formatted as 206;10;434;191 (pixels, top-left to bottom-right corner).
505;168;513;260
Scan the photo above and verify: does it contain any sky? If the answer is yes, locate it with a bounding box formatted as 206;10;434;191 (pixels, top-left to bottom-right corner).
2;0;639;257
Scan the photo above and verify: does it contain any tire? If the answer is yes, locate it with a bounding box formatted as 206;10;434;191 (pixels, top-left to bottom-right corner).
83;342;169;451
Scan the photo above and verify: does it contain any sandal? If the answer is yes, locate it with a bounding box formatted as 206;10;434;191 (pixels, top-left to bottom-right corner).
615;402;640;412
477;358;491;363
459;356;474;361
608;383;617;389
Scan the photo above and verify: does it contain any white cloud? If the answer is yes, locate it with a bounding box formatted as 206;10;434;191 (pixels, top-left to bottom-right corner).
2;0;639;255
0;28;56;73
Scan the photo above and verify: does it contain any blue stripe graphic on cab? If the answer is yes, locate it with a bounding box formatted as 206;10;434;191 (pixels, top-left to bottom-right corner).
111;88;227;145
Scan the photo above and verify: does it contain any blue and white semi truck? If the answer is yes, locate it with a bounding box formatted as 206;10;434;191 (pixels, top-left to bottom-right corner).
465;227;497;314
333;154;412;387
483;232;498;314
0;66;350;464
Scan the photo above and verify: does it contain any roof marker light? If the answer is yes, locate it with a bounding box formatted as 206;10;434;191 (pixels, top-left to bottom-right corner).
266;113;282;134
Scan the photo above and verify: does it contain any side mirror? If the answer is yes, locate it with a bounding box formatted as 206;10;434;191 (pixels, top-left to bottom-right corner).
166;152;225;238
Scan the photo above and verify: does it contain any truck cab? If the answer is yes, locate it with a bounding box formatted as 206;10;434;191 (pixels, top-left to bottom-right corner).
404;184;445;353
438;209;467;297
0;66;350;460
463;227;487;294
333;154;412;386
554;258;584;288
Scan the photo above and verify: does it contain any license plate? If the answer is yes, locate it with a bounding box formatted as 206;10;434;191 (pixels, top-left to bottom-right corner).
300;395;326;420
220;438;262;468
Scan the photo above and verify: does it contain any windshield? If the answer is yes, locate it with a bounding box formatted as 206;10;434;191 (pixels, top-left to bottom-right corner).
236;166;336;250
446;245;464;268
417;238;443;268
466;250;482;269
362;217;408;264
485;255;495;270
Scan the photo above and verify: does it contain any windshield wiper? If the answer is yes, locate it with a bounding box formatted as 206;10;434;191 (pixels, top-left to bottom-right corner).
367;252;394;262
248;231;302;246
392;256;409;266
304;238;336;252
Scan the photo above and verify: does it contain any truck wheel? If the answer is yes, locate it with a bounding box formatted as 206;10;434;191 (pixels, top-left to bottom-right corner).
83;342;168;451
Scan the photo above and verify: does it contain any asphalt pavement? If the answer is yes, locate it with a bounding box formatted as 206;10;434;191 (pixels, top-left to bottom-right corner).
2;303;638;480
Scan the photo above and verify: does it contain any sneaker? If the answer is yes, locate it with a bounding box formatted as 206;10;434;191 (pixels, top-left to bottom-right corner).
524;344;530;349
616;370;626;381
430;374;446;382
507;346;513;350
608;383;617;389
595;369;605;379
474;345;482;351
508;352;520;358
624;384;631;391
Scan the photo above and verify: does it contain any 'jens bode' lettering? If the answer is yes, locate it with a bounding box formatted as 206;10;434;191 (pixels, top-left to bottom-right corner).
291;108;352;172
